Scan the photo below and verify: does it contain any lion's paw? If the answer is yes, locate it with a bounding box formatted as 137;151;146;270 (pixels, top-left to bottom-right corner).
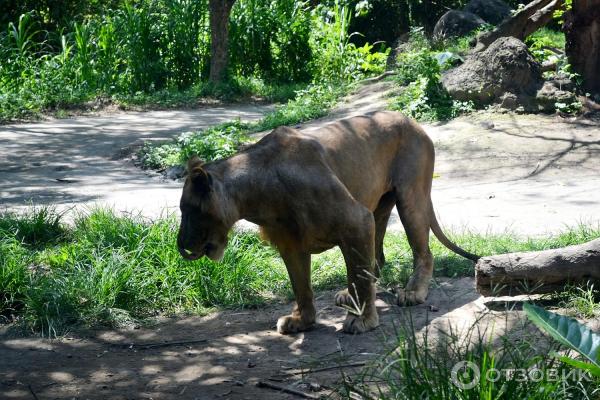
276;315;314;335
395;287;427;306
334;289;354;307
342;312;379;334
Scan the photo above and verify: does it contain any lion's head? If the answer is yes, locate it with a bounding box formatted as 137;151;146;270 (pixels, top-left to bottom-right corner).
177;157;232;262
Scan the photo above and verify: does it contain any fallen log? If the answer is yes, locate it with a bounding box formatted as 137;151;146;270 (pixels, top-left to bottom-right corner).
474;0;564;52
476;238;600;296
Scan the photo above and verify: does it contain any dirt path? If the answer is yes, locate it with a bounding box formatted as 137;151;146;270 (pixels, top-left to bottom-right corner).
1;82;598;234
0;104;272;217
1;84;600;399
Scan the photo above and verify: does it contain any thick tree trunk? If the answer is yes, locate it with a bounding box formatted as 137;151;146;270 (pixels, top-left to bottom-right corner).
565;0;600;96
208;0;236;83
475;239;600;296
475;0;564;51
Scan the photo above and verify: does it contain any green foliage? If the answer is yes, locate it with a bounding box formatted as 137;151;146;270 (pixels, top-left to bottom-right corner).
139;81;349;169
261;82;349;127
178;121;249;162
525;28;566;64
345;316;599;399
230;0;313;82
561;284;600;319
1;208;599;335
524;303;600;377
0;0;389;121
389;29;474;121
552;0;572;23
309;1;388;82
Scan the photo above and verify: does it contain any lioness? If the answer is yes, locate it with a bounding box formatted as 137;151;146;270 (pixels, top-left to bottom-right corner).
178;111;478;334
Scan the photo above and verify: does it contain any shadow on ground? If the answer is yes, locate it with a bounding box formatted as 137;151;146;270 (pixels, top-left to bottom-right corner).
0;105;271;215
0;277;535;400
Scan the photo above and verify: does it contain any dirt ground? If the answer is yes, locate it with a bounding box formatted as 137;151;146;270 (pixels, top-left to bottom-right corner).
1;82;600;399
2;278;537;400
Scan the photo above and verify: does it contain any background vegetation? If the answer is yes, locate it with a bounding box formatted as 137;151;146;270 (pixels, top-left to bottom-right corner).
1;0;537;122
0;0;390;121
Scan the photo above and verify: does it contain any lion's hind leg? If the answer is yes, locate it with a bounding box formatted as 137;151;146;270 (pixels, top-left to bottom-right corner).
394;186;434;306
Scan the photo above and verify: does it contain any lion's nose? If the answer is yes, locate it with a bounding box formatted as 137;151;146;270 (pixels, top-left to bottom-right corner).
178;246;197;259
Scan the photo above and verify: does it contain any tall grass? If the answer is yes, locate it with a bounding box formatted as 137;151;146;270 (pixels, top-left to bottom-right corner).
344;316;599;399
1;208;599;336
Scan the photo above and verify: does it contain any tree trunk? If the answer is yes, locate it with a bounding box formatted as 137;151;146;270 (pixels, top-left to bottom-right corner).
475;0;564;51
565;0;600;96
475;239;600;296
208;0;236;83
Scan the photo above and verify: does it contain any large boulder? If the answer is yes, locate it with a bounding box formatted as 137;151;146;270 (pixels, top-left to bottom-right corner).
464;0;512;25
442;37;542;108
433;10;486;40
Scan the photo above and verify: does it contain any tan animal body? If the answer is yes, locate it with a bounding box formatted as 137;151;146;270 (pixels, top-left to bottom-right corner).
178;111;478;334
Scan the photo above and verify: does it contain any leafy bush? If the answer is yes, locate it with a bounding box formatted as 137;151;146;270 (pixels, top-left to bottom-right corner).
389;29;473;121
308;1;388;82
230;0;313;82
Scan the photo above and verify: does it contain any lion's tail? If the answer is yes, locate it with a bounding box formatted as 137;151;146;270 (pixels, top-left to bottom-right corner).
429;200;480;262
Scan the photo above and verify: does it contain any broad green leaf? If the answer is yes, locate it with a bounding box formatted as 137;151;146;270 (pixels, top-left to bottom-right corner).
523;303;600;367
556;355;600;377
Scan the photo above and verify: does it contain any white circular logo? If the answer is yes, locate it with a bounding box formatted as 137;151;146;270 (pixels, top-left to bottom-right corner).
451;361;480;390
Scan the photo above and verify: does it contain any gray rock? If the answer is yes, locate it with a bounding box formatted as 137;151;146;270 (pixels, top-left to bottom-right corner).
536;81;578;112
442;37;542;107
464;0;512;25
164;165;186;180
433;10;486;40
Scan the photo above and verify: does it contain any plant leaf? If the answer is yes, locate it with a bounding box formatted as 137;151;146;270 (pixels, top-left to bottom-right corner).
523;303;600;367
555;355;600;377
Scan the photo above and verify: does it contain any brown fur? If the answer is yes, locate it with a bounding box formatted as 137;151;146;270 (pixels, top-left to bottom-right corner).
177;111;478;334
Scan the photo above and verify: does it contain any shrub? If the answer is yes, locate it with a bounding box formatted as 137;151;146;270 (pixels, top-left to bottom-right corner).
390;29;473;121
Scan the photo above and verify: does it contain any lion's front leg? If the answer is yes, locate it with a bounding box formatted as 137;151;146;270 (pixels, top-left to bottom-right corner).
337;211;379;334
276;250;316;334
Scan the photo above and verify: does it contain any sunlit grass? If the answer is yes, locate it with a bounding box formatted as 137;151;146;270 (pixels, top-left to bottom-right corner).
1;207;598;336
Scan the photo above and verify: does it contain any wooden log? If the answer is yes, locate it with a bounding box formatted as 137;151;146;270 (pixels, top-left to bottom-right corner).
476;238;600;296
474;0;564;52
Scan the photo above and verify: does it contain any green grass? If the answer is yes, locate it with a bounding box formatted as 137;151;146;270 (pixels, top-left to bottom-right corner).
114;77;304;110
138;80;351;169
560;283;600;319
1;207;599;336
343;315;600;399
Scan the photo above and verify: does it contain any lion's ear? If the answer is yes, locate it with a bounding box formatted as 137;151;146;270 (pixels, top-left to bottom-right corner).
187;156;212;193
187;155;204;171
